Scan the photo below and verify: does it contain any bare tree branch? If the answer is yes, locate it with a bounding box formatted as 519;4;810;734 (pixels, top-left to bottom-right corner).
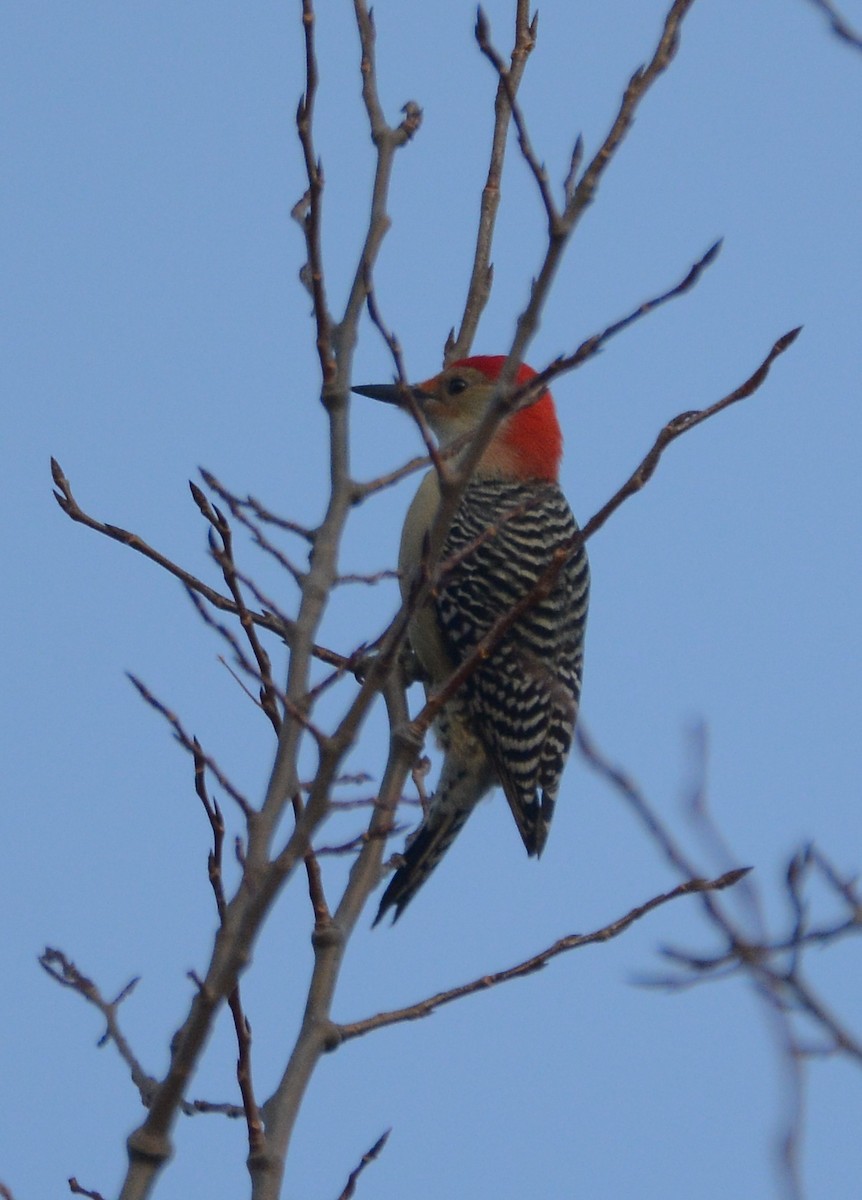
523;239;723;396
364;272;445;473
68;1179;107;1200
578;728;862;1200
128;674;254;817
294;0;334;382
193;749;265;1149
577;326;802;543
217;489;314;542
185;589;282;727
475;7;558;227
50;457;349;671
292;791;332;927
197;471;308;589
447;0;537;361
39;950;158;1107
334;1130;391;1200
335;869;748;1042
352;451;436;503
803;0;862;51
572;0;697;222
39;948;247;1122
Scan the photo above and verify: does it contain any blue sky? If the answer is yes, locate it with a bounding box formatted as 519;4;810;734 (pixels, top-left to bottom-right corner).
4;2;862;1197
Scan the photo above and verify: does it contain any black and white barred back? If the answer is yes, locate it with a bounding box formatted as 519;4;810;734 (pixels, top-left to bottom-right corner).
436;477;590;856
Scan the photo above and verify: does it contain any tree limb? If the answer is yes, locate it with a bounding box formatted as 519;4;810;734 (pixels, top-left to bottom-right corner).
336;869;748;1041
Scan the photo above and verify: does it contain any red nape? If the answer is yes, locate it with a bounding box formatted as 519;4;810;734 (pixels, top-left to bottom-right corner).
450;356;563;481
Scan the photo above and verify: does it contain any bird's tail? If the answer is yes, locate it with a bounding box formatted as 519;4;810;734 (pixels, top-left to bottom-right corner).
501;783;554;858
373;806;471;926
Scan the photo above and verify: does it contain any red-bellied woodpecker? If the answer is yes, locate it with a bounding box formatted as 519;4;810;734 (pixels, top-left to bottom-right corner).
353;356;589;923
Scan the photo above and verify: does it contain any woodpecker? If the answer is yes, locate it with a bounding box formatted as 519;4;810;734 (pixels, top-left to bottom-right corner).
353;356;589;923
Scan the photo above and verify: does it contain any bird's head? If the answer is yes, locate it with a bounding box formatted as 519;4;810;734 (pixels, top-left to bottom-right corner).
353;355;562;482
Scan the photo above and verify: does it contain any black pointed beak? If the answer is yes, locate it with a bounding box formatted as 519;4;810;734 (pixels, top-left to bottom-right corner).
351;382;429;407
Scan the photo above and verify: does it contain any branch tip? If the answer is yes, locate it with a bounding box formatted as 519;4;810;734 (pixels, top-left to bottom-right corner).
335;1128;392;1200
717;865;754;889
779;325;803;349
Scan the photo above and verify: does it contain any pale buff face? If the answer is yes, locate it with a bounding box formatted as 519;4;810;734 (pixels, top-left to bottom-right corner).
415;365;505;449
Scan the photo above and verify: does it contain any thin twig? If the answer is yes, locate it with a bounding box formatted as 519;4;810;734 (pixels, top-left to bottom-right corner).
577;730;862;1200
364;274;446;475
335;567;400;586
335;870;746;1041
475;8;557;227
313;824;403;857
185;589;282;728
39;948;246;1122
197;471;308;589
192;744;265;1148
292;791;331;924
334;1130;391;1200
524;240;723;399
188;482;283;728
40;950;156;1104
352;452;436;503
448;0;536;361
201;471;315;543
578;327;802;543
68;1180;107;1200
811;846;862;913
572;0;697;223
50;457;348;669
295;0;334;382
803;0;862;51
127;674;254;816
227;990;265;1152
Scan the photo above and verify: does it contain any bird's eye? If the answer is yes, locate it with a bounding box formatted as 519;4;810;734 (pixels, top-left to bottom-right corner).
446;377;468;396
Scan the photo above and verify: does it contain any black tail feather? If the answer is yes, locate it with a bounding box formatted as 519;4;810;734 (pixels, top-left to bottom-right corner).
373;808;470;926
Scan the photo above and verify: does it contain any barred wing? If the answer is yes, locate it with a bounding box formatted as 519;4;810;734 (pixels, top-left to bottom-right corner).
436;479;589;855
